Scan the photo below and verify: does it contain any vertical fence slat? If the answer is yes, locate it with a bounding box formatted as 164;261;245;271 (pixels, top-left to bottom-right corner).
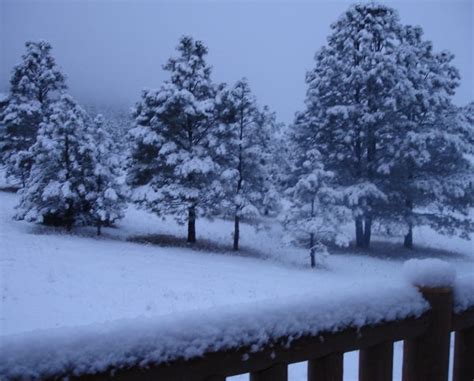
402;286;452;381
453;326;474;381
307;353;343;381
249;363;288;381
358;341;393;381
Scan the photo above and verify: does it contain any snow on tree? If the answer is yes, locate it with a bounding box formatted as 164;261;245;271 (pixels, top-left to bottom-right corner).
375;25;473;248
384;105;474;248
456;102;474;154
0;41;66;185
285;112;350;268
217;79;278;250
303;3;403;248
127;36;222;243
0;93;10;164
84;103;132;152
301;3;472;249
85;114;128;235
16;94;91;230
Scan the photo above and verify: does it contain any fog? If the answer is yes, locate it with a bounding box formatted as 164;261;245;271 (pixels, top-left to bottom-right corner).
1;0;472;123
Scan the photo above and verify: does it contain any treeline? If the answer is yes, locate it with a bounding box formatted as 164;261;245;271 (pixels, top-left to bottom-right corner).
0;3;472;267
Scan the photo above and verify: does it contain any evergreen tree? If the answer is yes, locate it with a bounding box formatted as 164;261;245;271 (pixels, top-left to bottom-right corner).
301;3;471;248
375;25;472;247
218;79;277;250
303;3;402;248
86;114;128;235
285;112;349;268
0;94;10;165
127;36;221;243
1;41;66;185
16;95;91;230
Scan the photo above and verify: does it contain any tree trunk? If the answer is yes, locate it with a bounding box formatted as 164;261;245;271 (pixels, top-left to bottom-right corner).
363;215;372;248
65;199;73;232
404;198;414;249
97;222;102;236
187;206;196;243
404;226;413;249
233;215;240;251
310;232;316;268
355;217;364;247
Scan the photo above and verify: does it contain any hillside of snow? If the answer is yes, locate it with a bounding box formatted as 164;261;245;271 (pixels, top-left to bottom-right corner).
0;189;472;380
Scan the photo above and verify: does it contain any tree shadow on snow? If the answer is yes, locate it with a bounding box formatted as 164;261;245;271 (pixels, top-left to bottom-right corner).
128;233;270;260
329;240;469;262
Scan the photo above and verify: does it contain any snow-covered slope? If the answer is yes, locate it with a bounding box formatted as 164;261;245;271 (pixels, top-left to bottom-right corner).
0;190;472;380
1;190;473;335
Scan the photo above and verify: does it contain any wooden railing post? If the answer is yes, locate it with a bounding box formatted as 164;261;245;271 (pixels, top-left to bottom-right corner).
402;286;453;381
250;363;288;381
453;326;474;381
307;353;343;381
359;341;393;381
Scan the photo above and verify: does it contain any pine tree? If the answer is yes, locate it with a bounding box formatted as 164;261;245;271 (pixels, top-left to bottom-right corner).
218;79;277;250
285;112;349;268
1;41;66;185
86;114;128;235
127;36;221;243
375;25;472;247
16;94;91;230
0;94;10;165
303;3;402;248
301;3;471;249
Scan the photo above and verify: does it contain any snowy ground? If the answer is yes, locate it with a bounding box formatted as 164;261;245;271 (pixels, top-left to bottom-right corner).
0;189;472;380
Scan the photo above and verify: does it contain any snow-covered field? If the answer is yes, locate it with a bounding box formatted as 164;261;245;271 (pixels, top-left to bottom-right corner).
0;190;472;380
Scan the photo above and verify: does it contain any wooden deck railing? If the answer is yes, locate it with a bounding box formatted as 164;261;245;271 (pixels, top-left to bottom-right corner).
59;285;474;381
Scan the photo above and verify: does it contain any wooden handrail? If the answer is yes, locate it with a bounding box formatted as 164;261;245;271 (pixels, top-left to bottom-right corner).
68;315;429;380
6;297;474;381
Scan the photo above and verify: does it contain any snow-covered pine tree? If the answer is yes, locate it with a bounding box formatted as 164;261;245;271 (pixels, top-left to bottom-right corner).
217;79;277;250
253;105;283;216
285;112;349;268
127;36;221;243
1;41;66;185
85;114;128;235
377;25;473;248
0;94;9;164
16;94;91;230
303;3;403;248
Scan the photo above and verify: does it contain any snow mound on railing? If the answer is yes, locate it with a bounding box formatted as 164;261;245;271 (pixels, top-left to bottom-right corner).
402;258;473;312
454;274;474;313
403;258;456;288
0;285;428;380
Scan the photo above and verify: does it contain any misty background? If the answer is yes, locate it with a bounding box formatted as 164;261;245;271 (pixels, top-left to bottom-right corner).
1;0;472;124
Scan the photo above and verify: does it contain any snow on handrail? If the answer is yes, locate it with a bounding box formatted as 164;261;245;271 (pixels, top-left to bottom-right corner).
0;284;427;379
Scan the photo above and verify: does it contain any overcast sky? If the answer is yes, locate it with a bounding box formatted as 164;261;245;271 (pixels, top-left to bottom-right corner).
1;0;472;123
